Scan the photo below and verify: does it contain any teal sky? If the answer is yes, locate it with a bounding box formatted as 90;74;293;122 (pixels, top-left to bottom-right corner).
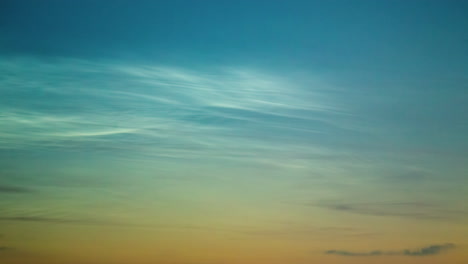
0;1;467;264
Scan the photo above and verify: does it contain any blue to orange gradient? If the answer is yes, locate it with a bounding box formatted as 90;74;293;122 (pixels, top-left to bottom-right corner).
0;1;467;264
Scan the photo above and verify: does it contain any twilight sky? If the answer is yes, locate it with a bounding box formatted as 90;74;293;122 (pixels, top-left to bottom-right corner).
0;1;467;264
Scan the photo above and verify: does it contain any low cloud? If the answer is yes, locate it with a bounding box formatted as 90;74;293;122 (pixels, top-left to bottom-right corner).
315;201;467;220
326;249;384;256
325;243;455;257
0;185;32;194
402;243;455;256
0;216;112;226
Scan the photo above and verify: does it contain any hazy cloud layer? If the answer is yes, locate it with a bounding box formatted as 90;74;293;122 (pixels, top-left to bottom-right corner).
325;243;455;257
0;1;467;263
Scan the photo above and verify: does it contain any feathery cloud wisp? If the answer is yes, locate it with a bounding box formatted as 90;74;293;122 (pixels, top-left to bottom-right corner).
0;57;352;169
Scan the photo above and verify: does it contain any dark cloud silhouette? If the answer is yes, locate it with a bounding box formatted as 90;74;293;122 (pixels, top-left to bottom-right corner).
0;185;32;193
325;249;383;256
325;243;455;257
0;246;11;251
402;243;455;256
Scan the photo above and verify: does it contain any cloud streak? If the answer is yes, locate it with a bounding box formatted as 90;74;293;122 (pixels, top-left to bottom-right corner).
325;243;455;257
315;201;468;221
0;246;12;252
0;185;32;194
0;216;115;226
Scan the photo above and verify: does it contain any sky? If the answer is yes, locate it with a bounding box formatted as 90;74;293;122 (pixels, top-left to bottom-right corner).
0;1;467;264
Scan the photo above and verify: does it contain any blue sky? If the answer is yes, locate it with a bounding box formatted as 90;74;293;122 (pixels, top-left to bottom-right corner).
0;1;467;264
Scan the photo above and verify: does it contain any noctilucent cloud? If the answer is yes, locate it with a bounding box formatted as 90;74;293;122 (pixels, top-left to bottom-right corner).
0;1;467;264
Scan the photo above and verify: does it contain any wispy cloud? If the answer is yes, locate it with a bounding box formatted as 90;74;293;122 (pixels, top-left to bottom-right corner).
0;57;352;168
325;243;455;257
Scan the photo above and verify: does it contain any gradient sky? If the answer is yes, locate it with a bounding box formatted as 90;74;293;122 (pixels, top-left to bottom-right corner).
0;1;467;264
